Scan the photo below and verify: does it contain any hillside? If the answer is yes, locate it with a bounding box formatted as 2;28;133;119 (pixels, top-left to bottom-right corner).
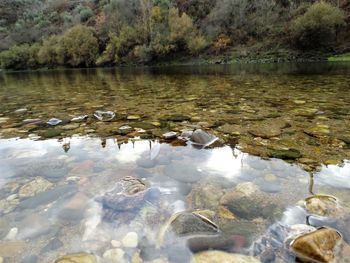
0;0;349;70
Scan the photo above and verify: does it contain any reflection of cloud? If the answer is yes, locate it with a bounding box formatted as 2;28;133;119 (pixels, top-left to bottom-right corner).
115;140;157;163
316;161;350;189
204;146;244;179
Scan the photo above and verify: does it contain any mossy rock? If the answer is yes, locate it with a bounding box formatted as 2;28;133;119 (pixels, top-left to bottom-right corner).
38;129;62;138
267;148;301;160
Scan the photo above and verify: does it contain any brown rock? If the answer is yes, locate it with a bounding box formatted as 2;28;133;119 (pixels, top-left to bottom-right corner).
291;227;342;263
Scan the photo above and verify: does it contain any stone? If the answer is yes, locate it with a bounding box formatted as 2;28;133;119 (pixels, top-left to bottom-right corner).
18;177;53;198
122;232;139;248
0;117;9;124
190;129;218;147
267;148;301;160
5;227;18;240
290;227;342;263
97;176;160;222
163;132;177;140
191;250;260;263
248;120;285;139
186;183;224;210
0;197;19;214
54;253;96;263
119;125;133;135
165;115;191;122
103;248;125;262
71;115;89;122
47;118;62;126
235;182;259;196
111;240;122;247
94;110;115;121
14;108;28;114
304;195;341;217
22;119;42;125
127;115;141;120
167;212;219;237
220;185;279;220
38;129;62;138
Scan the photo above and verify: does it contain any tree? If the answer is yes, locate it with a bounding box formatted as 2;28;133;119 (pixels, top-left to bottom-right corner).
291;1;345;49
62;25;98;66
168;8;194;43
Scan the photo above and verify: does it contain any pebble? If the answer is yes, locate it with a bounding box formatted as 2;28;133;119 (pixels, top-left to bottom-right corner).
122;232;139;248
111;240;122;247
5;227;18;240
163;132;177;140
103;248;125;262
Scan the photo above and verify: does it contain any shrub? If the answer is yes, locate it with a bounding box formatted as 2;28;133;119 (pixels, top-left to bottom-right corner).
62;25;98;66
38;35;65;66
211;34;231;54
0;45;29;69
168;8;194;42
186;35;207;54
291;2;345;49
80;7;94;22
98;25;141;65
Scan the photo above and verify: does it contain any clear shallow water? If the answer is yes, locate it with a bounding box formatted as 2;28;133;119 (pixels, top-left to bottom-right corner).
0;63;350;262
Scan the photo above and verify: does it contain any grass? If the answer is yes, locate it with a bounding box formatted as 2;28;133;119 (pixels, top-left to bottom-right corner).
328;53;350;62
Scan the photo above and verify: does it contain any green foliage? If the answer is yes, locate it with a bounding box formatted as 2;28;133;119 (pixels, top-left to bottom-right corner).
0;43;41;70
79;7;94;22
291;2;345;49
168;8;194;43
328;53;350;61
38;35;64;66
62;25;98;66
0;0;349;69
97;25;142;65
186;35;207;54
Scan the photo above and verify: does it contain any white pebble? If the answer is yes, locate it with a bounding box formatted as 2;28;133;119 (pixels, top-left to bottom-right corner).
103;248;125;262
122;232;138;248
111;240;121;247
5;227;18;240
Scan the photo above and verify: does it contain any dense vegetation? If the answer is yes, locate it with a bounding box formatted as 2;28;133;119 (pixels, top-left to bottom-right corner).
0;0;349;69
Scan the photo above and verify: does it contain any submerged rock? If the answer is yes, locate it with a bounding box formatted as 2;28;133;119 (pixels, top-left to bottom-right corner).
163;132;177;140
168;211;219;237
190;129;218;147
47;118;62;126
191;250;260;263
18;177;53;198
71;115;89;122
118;125;133;135
304;195;342;217
219;183;279;221
165;114;191;122
97;176;160;221
54;253;96;263
290;227;342;263
267;148;301;160
94;110;115;122
121;231;139;248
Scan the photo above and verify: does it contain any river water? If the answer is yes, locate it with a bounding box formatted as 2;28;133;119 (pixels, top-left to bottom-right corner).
0;63;350;262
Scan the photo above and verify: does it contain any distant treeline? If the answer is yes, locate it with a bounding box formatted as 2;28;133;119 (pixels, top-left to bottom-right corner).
0;0;349;70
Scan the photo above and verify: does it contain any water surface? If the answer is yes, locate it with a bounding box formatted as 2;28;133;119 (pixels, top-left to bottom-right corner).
0;63;350;262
